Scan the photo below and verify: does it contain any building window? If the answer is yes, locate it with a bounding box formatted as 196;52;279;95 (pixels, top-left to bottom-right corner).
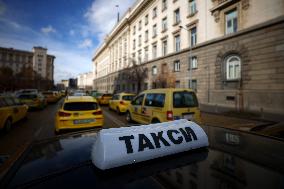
144;47;149;62
139;20;142;30
153;24;157;38
162;17;167;31
174;60;180;72
162;40;168;56
175;80;180;88
153;7;157;18
152;44;157;59
132;52;136;62
226;55;241;80
189;56;197;69
189;79;197;92
152;65;157;75
133;39;136;49
133;25;136;35
162;0;167;11
145;14;149;25
188;0;197;15
138;35;142;46
138;50;142;64
145;30;149;42
225;9;238;34
174;35;181;52
190;27;197;46
174;8;180;24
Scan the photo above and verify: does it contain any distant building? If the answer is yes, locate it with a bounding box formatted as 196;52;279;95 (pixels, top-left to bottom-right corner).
77;72;93;90
61;80;69;88
68;78;77;89
0;46;55;82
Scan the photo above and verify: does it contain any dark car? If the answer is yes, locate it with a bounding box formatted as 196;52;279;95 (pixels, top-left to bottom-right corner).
0;125;284;189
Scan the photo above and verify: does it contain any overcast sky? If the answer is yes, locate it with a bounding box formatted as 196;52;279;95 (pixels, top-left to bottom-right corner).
0;0;135;83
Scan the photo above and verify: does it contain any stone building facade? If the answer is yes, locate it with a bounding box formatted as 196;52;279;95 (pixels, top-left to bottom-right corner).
0;46;55;81
92;0;284;116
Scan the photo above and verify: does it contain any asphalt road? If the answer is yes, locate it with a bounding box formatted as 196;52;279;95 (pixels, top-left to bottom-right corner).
0;99;269;176
0;100;129;174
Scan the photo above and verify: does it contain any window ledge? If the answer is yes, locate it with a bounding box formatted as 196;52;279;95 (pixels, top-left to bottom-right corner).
161;29;168;33
172;21;181;27
187;11;198;18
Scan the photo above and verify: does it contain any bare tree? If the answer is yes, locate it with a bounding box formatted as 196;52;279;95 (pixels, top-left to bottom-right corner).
113;58;148;94
154;63;176;88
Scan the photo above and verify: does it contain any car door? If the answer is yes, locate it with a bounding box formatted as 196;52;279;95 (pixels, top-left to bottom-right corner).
13;97;27;121
0;98;10;129
130;94;145;123
4;97;19;122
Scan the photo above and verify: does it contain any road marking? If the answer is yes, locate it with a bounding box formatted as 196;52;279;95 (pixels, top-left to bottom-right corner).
103;110;126;127
34;126;43;138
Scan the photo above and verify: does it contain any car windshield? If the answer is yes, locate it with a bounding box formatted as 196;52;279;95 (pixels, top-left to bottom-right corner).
63;102;98;111
18;94;37;99
122;95;134;101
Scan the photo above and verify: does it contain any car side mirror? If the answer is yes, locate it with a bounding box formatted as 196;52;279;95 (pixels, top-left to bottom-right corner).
131;100;135;105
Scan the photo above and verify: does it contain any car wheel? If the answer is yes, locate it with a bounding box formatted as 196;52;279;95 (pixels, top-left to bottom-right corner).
54;129;60;135
4;118;12;132
116;107;121;115
126;111;133;123
151;119;160;124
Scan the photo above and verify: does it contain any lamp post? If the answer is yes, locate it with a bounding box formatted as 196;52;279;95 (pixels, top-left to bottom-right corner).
115;5;120;23
179;25;192;89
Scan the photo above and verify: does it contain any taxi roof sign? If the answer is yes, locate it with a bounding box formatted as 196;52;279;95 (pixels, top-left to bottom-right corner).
91;119;209;170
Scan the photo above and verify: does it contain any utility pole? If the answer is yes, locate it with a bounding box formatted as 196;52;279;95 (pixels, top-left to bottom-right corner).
179;25;192;89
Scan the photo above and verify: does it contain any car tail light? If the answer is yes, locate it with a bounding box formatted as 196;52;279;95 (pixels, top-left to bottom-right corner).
166;111;173;121
93;110;102;115
58;111;71;117
120;101;124;105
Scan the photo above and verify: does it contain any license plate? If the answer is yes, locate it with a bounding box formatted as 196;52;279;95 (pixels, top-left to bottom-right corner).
183;114;193;120
73;119;95;124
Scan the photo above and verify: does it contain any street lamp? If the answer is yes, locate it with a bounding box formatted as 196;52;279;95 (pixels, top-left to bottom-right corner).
179;25;193;89
115;5;120;23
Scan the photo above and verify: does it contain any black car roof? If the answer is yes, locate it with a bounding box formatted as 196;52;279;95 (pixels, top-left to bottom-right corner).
1;126;284;189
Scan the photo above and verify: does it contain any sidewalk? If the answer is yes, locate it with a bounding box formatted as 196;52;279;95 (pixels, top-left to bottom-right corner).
201;112;272;131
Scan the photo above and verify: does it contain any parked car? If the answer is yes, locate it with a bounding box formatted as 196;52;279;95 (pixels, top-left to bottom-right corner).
17;93;47;110
0;95;28;132
55;96;103;133
97;93;112;105
42;91;60;103
126;88;201;124
1;125;283;188
109;93;136;114
14;89;38;97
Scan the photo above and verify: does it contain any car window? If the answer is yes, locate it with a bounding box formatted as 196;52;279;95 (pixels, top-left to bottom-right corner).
173;91;198;108
112;95;119;100
122;95;135;101
0;98;7;107
4;97;15;106
63;102;98;111
132;94;145;106
145;93;165;107
18;94;37;99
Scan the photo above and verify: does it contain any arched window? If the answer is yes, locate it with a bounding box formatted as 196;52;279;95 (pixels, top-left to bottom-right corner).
152;65;157;75
226;55;241;80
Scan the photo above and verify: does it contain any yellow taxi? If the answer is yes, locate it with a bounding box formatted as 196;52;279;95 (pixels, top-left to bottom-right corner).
0;96;28;132
18;93;47;109
126;88;201;124
109;93;136;114
42;91;59;103
55;96;103;133
97;93;112;105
